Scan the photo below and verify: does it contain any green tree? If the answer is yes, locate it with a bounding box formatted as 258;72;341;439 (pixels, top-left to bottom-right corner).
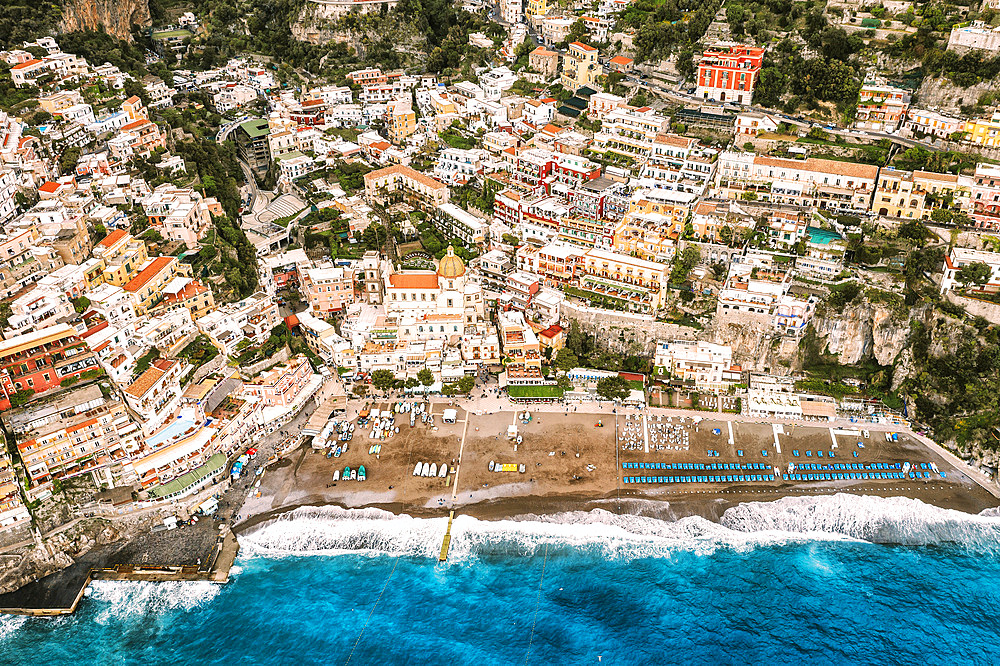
60;146;81;175
9;389;34;407
457;375;475;393
371;369;397;393
417;368;435;386
555;348;579;372
596;376;630;401
957;262;992;287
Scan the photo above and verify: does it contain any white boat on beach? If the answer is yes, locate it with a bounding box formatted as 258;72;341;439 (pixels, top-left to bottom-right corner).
439;464;448;478
429;463;437;477
413;462;422;476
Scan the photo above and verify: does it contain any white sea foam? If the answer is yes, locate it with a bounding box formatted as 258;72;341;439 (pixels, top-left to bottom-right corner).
88;580;222;623
721;493;1000;551
239;506;447;558
0;614;27;642
237;494;1000;561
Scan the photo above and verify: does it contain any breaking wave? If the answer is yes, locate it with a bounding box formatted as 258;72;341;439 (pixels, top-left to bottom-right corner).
87;580;222;624
0;614;27;643
722;493;1000;551
238;494;1000;561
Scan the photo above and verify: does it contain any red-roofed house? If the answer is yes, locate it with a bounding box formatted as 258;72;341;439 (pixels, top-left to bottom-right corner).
608;55;634;73
108;119;164;161
11;59;46;87
123;256;187;314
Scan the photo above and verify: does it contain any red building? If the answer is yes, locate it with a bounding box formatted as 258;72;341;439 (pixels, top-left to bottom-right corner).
696;43;765;105
0;324;100;410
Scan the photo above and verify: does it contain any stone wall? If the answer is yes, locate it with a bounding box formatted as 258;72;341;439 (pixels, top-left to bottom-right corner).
240;346;291;379
946;292;1000;325
560;301;699;356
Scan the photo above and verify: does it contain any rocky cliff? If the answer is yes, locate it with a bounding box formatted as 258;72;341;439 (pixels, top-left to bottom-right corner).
59;0;150;42
809;300;913;367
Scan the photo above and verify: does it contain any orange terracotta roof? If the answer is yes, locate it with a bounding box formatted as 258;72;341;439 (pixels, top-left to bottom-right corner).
97;229;128;248
121;119;152;132
12;59;42;70
388;273;439;289
609;56;633;65
364;164;447;191
123;256;174;293
755;155;878;179
125;96;141;105
654;133;694;148
125;365;166;398
38;181;59;193
570;42;597;51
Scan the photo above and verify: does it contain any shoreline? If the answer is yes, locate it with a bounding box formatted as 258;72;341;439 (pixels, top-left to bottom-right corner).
233;481;999;537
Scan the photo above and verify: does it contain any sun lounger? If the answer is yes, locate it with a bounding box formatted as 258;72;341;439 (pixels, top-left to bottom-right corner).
793;450;800;457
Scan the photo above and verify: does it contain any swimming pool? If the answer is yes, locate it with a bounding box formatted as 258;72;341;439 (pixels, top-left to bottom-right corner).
806;226;843;245
146;418;197;449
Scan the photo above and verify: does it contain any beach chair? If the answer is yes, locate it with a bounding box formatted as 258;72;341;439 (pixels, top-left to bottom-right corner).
817;451;824;458
737;450;744;457
762;450;768;457
793;450;799;457
806;450;813;457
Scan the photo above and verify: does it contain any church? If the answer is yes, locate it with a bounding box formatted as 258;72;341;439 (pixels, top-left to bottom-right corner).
377;246;487;344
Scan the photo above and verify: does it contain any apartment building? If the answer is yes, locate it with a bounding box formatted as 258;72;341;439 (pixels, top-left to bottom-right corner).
3;286;74;338
387;98;417;144
122;358;186;437
654;340;739;393
122;256;187;315
561;42;600;91
972;163;1000;227
348;68;387;86
108;118;166;161
497;309;544;384
301;263;356;316
529;46;560;79
696;43;765;105
0;323;101;410
716;152;878;213
592;106;670;160
141;185;222;246
0;228;65;299
242;356;314;408
577;248;669;313
855;81;911;132
5;384;139;488
0;449;30;533
156;277;216;320
364;164;450;211
197;291;281;356
906;108;963;140
940;246;1000;293
434;147;487;185
89;230;148;287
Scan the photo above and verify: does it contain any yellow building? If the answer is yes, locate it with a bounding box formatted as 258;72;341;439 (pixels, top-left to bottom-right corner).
88;230;149;288
526;0;547;18
578;248;668;313
123;256;189;315
873;168;925;219
387;98;417;145
962;107;1000;147
561;42;599;92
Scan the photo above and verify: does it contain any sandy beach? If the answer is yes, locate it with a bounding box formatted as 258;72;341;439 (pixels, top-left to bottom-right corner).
233;398;1000;535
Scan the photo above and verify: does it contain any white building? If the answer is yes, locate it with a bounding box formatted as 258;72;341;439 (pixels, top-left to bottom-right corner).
653;340;739;393
940;246;1000;293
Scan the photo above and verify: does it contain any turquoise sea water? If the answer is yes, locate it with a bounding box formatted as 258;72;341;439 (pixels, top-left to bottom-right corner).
3;494;1000;665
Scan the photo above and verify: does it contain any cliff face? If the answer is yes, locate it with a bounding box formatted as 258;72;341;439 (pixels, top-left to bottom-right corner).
59;0;150;41
809;301;913;366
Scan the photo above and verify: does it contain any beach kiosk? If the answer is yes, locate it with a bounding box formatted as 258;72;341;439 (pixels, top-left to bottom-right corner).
443;408;458;424
507;425;518;439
